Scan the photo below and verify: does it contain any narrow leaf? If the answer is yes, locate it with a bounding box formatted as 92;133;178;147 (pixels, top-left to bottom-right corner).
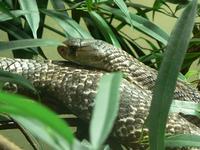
86;0;93;11
89;11;121;47
90;72;122;149
0;22;47;58
99;5;169;45
0;92;74;147
19;0;40;38
153;0;165;13
148;1;197;150
0;1;15;18
41;9;92;39
165;134;200;148
113;0;134;29
170;100;200;117
0;10;29;22
50;0;66;10
0;39;63;51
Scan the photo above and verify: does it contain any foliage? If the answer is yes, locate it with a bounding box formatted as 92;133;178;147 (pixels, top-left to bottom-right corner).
0;72;122;150
0;0;200;150
149;0;197;149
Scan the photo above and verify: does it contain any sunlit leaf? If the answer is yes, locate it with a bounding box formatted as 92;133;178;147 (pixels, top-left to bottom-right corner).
185;70;199;79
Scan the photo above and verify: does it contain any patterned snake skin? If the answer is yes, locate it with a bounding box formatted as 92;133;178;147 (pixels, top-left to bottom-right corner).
57;38;200;129
57;39;200;103
0;57;200;149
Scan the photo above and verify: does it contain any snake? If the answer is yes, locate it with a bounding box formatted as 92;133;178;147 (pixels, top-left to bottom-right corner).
57;38;200;102
0;39;199;149
57;38;200;127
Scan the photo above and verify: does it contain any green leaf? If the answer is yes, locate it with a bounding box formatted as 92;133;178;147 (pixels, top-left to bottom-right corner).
0;92;74;149
185;70;199;79
148;1;197;150
166;0;189;5
0;10;29;22
152;0;167;19
36;0;48;39
90;72;122;149
113;0;134;29
130;13;169;45
165;134;200;148
89;11;121;48
19;0;40;38
86;0;93;11
177;73;187;81
153;0;165;11
44;24;66;37
41;9;92;39
72;139;91;150
50;0;66;10
99;5;169;45
0;22;47;58
0;70;36;93
0;39;63;51
190;38;200;46
170;100;200;117
0;1;15;18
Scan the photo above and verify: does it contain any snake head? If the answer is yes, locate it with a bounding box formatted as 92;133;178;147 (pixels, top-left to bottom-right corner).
57;38;109;69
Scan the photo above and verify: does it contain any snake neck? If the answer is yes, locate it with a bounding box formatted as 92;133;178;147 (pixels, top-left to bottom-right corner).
101;48;157;90
100;48;200;102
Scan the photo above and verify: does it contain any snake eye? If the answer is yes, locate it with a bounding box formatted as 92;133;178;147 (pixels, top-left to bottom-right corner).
58;46;65;53
68;46;77;56
57;45;67;56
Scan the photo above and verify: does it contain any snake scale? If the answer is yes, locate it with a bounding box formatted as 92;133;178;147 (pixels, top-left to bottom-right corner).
57;38;200;128
0;39;199;149
57;39;200;102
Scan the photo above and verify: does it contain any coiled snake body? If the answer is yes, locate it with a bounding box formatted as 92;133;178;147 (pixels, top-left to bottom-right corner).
0;39;199;149
57;39;200;102
57;38;200;128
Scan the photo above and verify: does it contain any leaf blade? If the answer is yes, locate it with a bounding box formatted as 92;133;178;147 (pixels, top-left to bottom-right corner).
165;134;200;148
89;11;121;47
41;9;92;39
99;5;169;45
90;72;122;149
0;92;74;148
0;10;29;22
19;0;40;38
113;0;134;29
148;1;198;150
0;39;63;51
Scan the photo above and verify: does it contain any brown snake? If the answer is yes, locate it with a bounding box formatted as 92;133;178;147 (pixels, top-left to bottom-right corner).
0;39;199;149
57;39;200;102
